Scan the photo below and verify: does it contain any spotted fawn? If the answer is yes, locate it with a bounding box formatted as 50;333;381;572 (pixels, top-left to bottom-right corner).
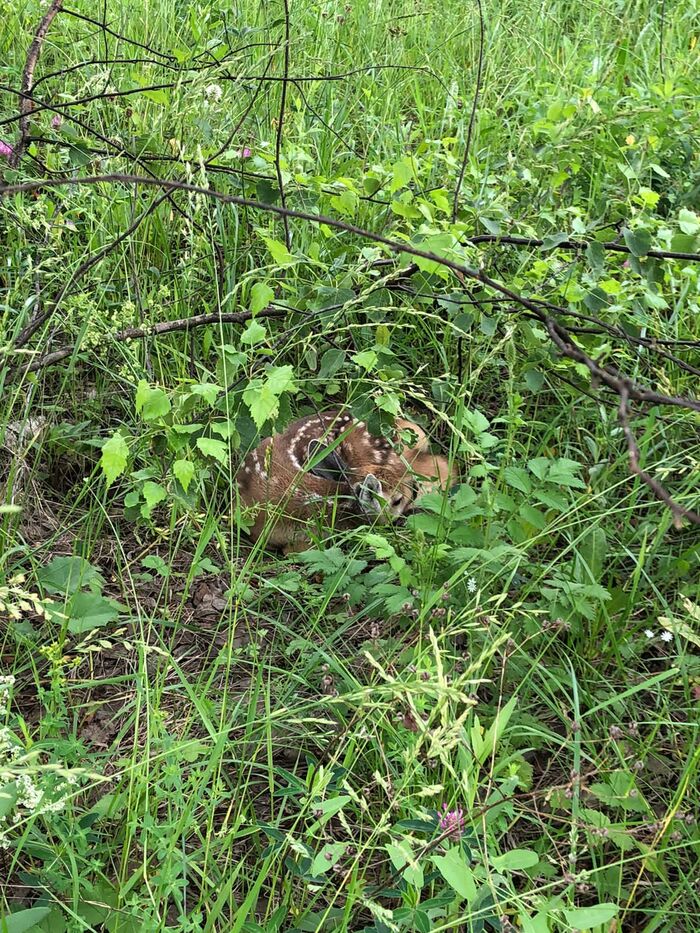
236;409;455;553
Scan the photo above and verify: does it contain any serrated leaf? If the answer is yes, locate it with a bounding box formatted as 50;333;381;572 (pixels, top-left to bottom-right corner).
196;437;229;464
503;467;532;495
523;369;544;392
432;847;477;902
265;365;296;394
563;903;619;930
189;383;221;405
263;237;295;267
100;433;129;487
135;381;171;421
173;459;195;492
142;481;167;509
241;319;267;345
250;282;274;314
351;349;378;371
390;157;414;193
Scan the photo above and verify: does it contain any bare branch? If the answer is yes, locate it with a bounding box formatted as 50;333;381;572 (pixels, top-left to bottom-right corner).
10;0;64;167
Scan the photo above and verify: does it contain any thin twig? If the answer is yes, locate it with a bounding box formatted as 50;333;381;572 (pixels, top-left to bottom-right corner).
464;232;700;264
617;386;699;527
10;0;64;167
275;0;292;250
15;307;287;375
452;0;485;221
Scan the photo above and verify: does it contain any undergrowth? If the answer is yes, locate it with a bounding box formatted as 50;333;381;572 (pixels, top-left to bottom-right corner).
0;0;699;930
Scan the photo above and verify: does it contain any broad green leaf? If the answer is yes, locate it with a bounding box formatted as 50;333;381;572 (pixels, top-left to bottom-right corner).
135;381;171;421
241;319;267;345
678;208;700;235
37;556;102;595
1;907;52;933
462;408;490;435
351;349;378;371
100;433;129;487
263;237;295;267
319;348;345;378
142;481;167;510
585;240;605;274
142;554;171;577
523;369;544;392
265;365;296;395
141;88;168;105
540;231;570;251
413;232;457;279
189;383;221;405
503;467;532;495
432;846;477;903
66;591;121;634
390;157;414;193
330;188;359;216
622;226;652;257
491;848;539;871
250;282;274;314
563;903;619;930
196;437;229;465
243;383;278;429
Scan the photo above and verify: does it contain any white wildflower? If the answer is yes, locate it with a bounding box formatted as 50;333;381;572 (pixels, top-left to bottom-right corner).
659;630;673;643
644;629;655;639
466;577;477;593
16;773;43;812
204;83;223;103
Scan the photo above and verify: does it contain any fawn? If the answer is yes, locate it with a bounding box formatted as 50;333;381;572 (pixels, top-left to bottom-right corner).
236;409;455;553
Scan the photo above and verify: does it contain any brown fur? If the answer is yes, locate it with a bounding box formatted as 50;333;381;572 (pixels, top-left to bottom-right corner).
236;409;456;553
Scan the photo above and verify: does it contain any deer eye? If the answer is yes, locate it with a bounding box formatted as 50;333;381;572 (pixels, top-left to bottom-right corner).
390;494;404;508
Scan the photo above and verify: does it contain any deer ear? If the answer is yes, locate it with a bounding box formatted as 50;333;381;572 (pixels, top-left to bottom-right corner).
353;473;383;513
306;439;348;482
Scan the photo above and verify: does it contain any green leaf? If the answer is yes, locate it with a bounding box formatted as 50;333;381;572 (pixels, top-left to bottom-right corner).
265;365;296;395
189;383;221;405
241;319;267;345
250;282;275;314
678;208;700;235
141;88;169;105
37;556;103;596
142;481;167;510
330;188;359;216
622;226;652;257
491;848;539;871
263;237;295;267
196;437;229;465
462;408;490;435
363;175;382;196
563;903;619;930
413;232;457;279
173;458;195;493
503;467;532;495
523;369;544;393
66;591;121;634
100;432;129;487
0;782;18;820
585;240;605;274
142;554;171;578
390;157;414;193
310;842;347;877
135;381;171;421
540;231;570;251
351;349;378;371
1;907;52;933
432;846;477;903
319;348;345;378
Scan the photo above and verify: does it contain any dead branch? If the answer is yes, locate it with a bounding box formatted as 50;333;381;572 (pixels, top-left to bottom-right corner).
10;0;65;168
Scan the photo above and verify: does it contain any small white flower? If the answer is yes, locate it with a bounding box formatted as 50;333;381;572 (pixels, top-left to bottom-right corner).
659;630;673;643
466;577;477;593
204;83;223;103
644;629;655;639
